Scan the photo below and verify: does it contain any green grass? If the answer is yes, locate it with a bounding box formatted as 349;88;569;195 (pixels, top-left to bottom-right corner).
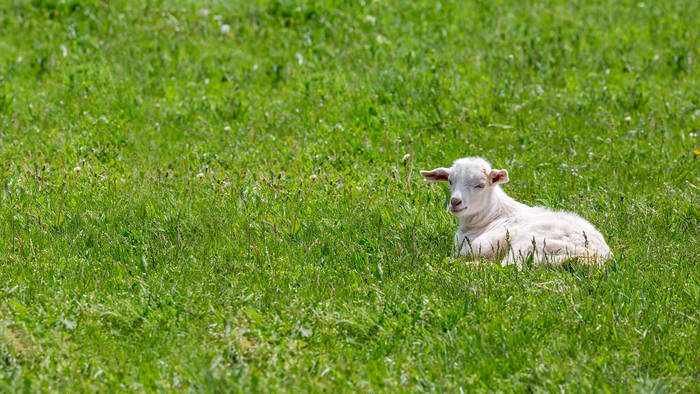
1;0;699;391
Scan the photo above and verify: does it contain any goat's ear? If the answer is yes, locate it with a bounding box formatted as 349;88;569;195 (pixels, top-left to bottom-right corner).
420;167;451;182
489;169;509;185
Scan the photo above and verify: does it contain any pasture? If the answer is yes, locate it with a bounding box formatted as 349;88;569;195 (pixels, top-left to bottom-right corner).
1;0;698;391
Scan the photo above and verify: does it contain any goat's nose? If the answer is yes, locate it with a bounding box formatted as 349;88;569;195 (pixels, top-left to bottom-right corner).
450;197;462;207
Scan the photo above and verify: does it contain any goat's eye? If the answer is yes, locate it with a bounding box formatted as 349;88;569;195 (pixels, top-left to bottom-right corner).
475;184;484;189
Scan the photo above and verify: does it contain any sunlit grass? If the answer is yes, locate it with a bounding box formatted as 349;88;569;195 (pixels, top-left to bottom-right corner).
0;0;698;391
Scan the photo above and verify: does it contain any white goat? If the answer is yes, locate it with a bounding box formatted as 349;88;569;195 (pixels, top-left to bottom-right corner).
421;157;610;266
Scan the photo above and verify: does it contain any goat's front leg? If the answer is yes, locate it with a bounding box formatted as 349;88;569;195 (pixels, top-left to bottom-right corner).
454;231;508;261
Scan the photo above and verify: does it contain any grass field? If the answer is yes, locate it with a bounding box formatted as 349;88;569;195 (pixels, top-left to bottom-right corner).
1;0;699;391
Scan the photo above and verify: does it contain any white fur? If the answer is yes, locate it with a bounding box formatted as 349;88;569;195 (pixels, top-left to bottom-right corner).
421;157;610;266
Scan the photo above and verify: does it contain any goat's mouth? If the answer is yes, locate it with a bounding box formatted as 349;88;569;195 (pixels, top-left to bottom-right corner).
451;206;468;214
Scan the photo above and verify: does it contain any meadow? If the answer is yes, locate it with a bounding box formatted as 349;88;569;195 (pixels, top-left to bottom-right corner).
0;0;698;391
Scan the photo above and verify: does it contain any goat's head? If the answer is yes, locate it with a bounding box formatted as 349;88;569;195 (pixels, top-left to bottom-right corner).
420;157;509;217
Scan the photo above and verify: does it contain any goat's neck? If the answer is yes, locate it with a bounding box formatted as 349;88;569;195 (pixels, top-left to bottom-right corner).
459;187;523;231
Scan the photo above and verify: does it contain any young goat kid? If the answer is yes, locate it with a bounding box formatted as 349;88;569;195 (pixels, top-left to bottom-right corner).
421;157;610;266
